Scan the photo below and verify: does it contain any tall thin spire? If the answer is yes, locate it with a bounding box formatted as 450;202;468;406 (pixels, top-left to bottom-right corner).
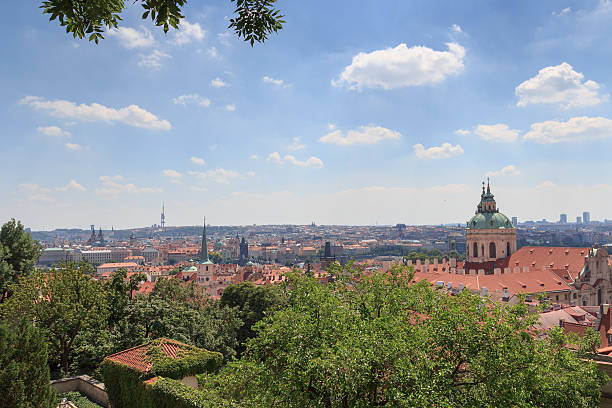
200;217;209;263
487;177;491;194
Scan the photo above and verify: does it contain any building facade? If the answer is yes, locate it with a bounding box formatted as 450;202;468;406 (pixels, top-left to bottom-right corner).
466;181;516;263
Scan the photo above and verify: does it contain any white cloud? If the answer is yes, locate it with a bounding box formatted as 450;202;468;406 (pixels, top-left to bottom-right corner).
552;7;572;16
250;154;260;160
107;26;155;49
190;186;208;192
95;175;162;196
21;96;171;130
332;42;465;90
207;46;220;58
454;129;471;136
19;180;86;199
172;94;211;107
65;143;82;151
474;124;520;142
217;32;232;46
247;170;255;177
287;137;306;151
188;168;242;184
174;20;205;45
450;24;463;33
319;125;401;146
516;63;605;109
37;126;70;137
263;76;288;87
225;104;236;112
57;180;86;192
267;152;281;163
486;165;520;177
523;116;612;144
211;77;228;88
190;156;206;166
162;169;182;178
138;49;171;70
267;152;324;168
413;143;464;160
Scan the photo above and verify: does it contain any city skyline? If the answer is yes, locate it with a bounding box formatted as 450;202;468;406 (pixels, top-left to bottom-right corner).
3;1;612;229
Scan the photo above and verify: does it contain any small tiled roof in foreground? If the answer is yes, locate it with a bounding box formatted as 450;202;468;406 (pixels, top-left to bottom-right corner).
105;338;193;373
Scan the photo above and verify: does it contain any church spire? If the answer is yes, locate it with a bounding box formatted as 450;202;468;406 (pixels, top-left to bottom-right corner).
200;217;210;263
487;177;491;194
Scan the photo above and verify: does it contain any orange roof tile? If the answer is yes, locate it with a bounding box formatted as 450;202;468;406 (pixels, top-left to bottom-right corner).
105;338;193;373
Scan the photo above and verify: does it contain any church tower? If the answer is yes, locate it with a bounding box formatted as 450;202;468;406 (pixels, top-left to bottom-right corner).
466;180;516;263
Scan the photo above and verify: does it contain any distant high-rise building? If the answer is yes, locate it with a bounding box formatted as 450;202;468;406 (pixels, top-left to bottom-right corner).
160;203;166;228
560;214;567;224
583;211;591;224
576;216;582;224
512;217;518;227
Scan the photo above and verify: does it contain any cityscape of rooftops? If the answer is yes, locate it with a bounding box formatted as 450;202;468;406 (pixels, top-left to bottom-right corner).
3;2;612;407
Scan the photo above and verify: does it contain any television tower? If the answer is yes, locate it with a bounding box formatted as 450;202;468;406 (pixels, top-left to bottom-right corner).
160;203;166;228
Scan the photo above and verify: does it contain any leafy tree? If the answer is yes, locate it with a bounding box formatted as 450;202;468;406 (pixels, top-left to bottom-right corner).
0;321;55;408
129;272;147;299
40;0;285;45
104;268;130;328
212;264;607;407
220;281;282;355
0;218;42;302
1;261;108;375
209;251;222;264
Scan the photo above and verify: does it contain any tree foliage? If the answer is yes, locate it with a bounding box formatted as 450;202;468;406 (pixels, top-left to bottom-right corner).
40;0;284;45
220;281;282;355
0;321;55;408
0;218;42;302
1;261;108;375
210;264;607;407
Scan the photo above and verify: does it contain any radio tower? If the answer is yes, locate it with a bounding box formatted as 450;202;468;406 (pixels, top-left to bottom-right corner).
160;203;166;228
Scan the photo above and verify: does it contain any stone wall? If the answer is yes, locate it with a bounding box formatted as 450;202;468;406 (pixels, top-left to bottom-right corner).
51;375;109;408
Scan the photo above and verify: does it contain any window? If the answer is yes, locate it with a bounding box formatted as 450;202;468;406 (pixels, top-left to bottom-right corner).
489;243;496;258
473;242;478;258
507;242;511;256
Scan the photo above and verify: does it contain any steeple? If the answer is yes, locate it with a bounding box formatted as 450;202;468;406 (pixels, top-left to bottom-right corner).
200;217;210;264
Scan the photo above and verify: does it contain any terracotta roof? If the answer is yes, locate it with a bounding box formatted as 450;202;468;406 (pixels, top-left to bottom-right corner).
412;268;572;297
97;262;139;269
466;246;589;276
105;338;193;373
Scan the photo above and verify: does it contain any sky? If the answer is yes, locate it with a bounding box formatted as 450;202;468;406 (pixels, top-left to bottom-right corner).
2;1;612;229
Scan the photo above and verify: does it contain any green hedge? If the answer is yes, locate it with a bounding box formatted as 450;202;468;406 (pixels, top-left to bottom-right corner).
147;377;234;408
100;339;225;408
101;359;154;408
149;345;222;379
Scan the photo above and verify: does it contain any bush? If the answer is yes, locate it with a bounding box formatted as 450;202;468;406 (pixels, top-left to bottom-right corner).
56;392;102;408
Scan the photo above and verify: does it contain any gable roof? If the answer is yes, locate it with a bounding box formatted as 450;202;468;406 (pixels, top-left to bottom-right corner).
105;338;193;373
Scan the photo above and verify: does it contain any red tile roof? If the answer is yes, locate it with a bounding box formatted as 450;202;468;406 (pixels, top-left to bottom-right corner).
105;338;193;373
465;246;589;276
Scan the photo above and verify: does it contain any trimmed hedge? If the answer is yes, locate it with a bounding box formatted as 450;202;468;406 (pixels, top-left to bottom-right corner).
100;339;225;408
147;377;234;408
149;343;222;379
101;359;154;408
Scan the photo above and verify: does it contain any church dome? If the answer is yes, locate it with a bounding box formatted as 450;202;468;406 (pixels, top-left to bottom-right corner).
467;211;513;229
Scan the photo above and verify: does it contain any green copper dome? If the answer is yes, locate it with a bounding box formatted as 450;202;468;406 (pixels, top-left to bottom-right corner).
467;212;513;229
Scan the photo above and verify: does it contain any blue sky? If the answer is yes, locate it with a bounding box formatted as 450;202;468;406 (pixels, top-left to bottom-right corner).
2;0;612;229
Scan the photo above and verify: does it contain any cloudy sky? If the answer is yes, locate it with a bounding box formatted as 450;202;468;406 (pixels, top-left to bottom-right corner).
2;1;612;229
